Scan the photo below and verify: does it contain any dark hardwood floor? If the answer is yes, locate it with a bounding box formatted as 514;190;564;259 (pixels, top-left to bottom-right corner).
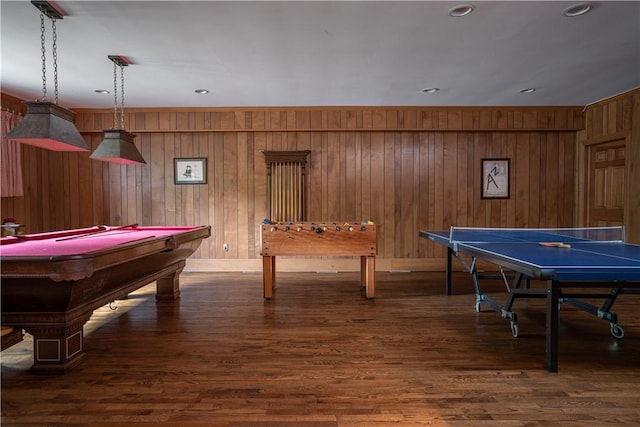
2;271;640;426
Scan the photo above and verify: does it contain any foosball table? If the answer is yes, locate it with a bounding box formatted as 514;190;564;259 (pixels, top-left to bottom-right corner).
259;221;377;299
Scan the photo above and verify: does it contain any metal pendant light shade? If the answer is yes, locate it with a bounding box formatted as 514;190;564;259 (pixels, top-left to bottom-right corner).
90;129;145;165
90;55;146;165
6;2;89;152
6;101;89;151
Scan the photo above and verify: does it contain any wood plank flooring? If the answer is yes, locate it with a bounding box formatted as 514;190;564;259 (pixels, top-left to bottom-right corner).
2;271;640;426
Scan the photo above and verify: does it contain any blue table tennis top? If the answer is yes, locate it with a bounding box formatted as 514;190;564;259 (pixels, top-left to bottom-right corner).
421;230;640;281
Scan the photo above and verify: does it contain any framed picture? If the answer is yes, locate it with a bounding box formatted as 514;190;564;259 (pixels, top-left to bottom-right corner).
481;158;510;199
174;157;207;185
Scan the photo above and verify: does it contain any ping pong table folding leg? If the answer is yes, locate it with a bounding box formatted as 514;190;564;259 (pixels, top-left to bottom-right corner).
472;268;548;338
446;247;473;295
445;247;453;295
545;280;560;373
469;259;521;337
561;287;624;338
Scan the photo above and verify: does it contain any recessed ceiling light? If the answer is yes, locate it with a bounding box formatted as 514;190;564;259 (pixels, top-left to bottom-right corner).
194;89;209;94
94;89;110;94
520;88;536;94
448;4;475;17
562;3;592;17
422;87;439;93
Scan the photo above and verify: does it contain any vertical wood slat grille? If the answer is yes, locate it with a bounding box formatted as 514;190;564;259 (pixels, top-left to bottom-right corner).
263;151;310;222
270;162;303;221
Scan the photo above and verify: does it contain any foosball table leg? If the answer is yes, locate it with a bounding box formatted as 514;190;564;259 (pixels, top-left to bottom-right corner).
263;256;276;299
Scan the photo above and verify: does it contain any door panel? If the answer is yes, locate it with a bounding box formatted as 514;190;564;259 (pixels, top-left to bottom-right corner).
587;139;625;227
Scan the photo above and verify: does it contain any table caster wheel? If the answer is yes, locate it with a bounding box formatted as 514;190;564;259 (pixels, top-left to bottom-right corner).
610;323;624;339
510;321;519;338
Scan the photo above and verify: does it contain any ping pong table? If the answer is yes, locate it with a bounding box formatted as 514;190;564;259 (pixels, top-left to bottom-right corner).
420;226;640;372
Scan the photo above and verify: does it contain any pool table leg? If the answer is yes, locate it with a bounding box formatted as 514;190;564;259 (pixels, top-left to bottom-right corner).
24;319;89;375
155;261;185;301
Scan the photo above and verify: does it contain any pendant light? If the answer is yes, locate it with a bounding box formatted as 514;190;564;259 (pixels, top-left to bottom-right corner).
90;55;146;165
5;1;89;152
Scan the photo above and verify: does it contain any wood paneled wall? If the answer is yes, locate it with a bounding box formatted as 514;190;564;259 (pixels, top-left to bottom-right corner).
1;98;586;271
0;93;27;116
576;88;640;243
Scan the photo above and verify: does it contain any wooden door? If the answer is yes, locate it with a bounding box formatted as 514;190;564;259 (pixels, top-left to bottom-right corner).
586;138;626;227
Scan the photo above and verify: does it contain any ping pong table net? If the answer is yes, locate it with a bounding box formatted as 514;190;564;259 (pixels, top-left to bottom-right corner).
447;226;626;244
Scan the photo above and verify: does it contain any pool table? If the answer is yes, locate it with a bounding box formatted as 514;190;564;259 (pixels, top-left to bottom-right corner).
0;225;210;374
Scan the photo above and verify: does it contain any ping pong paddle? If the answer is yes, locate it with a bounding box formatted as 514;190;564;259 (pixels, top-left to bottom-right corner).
539;242;571;248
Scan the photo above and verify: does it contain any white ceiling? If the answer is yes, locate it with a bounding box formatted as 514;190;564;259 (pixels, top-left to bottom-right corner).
1;1;639;109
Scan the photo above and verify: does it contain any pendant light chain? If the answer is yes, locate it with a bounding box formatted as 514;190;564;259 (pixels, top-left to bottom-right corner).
38;10;60;104
51;17;59;104
109;57;129;130
120;64;126;130
39;12;47;101
112;61;118;129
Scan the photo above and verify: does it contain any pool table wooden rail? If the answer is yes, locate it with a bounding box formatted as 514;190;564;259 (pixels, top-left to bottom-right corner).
2;233;188;282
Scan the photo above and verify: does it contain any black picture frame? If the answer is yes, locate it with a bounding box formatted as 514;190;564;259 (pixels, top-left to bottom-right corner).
174;157;207;185
481;158;510;199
